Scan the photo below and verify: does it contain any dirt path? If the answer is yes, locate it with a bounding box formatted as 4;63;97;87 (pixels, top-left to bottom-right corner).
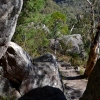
58;62;87;100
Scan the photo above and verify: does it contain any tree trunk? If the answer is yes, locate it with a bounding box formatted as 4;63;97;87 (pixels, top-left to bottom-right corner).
84;23;100;77
0;0;23;59
86;0;96;40
80;58;100;100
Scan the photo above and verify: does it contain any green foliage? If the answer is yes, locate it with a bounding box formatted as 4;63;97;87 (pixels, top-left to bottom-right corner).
26;0;45;12
0;96;15;100
13;25;49;57
42;14;51;24
13;0;69;56
18;0;45;25
51;11;66;23
60;24;69;34
12;0;96;68
70;53;86;66
46;11;68;38
41;0;62;14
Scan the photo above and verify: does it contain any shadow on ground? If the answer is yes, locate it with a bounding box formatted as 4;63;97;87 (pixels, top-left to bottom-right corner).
62;74;86;80
64;84;82;100
18;85;67;100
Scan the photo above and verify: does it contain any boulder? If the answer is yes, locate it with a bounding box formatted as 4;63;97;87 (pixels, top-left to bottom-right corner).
0;42;64;99
0;42;33;85
0;0;23;59
0;66;3;75
0;76;21;100
50;39;62;52
19;52;63;95
59;34;84;55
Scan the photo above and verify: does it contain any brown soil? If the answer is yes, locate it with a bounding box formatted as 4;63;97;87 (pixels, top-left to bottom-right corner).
58;62;87;100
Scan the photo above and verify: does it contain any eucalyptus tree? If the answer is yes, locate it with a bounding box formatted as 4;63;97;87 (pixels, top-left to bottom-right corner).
47;11;68;54
84;0;100;77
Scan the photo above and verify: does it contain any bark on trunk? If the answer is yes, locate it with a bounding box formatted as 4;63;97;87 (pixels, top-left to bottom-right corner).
86;0;95;40
84;23;100;77
80;58;100;100
0;0;23;59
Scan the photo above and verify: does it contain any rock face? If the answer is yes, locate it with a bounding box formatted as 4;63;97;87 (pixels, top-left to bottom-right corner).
0;76;21;99
50;34;86;58
50;39;62;52
0;42;65;99
0;1;66;99
0;42;33;85
19;52;63;95
0;0;23;59
80;58;100;100
59;34;85;56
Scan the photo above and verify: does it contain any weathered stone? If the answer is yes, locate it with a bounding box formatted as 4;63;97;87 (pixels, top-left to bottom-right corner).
0;0;23;59
0;42;33;84
59;34;85;56
0;76;21;100
0;66;3;75
0;43;64;99
50;39;62;52
80;58;100;100
19;53;63;95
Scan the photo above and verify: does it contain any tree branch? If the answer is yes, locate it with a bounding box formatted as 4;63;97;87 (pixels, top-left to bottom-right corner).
86;0;92;6
93;0;97;6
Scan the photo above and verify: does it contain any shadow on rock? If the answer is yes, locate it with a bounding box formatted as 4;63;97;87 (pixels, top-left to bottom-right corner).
18;85;67;100
65;85;82;100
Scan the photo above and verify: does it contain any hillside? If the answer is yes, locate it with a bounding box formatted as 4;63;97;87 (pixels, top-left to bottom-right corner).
13;0;68;57
12;0;85;57
11;0;96;66
1;0;100;100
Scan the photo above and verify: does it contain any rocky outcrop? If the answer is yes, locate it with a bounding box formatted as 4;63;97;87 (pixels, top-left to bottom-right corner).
80;58;100;100
0;42;33;85
0;76;21;99
0;1;23;99
50;34;86;58
50;39;62;52
19;52;63;95
0;42;65;99
59;34;84;54
0;1;67;99
0;0;23;59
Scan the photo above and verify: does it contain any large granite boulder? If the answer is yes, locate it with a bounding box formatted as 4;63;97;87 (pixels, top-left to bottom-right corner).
59;34;84;55
0;42;66;99
19;52;63;95
0;42;33;85
0;75;21;100
0;0;23;59
50;34;86;58
0;1;23;99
